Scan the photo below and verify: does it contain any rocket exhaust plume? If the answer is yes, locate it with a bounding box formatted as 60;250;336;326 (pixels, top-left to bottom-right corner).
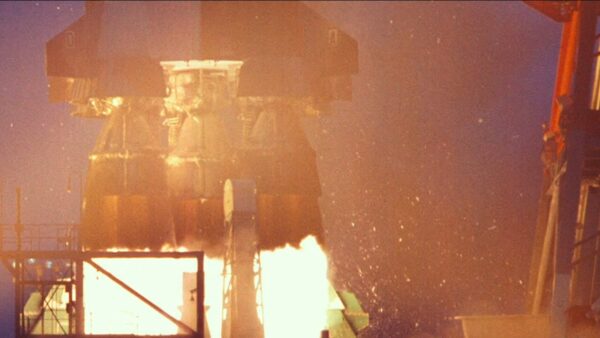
81;236;329;338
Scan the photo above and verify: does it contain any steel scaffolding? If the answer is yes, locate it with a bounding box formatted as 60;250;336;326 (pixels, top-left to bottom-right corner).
0;223;205;338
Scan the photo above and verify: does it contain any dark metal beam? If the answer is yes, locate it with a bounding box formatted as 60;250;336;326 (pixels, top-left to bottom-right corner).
550;2;598;337
75;258;84;335
524;1;576;22
26;335;201;338
26;283;69;336
0;250;203;259
196;257;204;337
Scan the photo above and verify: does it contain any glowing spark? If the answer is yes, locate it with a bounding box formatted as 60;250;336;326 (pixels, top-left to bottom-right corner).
166;155;184;167
110;97;124;107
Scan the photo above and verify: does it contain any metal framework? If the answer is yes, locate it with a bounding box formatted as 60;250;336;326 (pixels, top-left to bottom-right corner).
526;1;600;337
221;179;264;338
0;222;205;338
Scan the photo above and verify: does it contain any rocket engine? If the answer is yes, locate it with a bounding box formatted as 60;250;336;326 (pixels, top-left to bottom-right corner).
163;62;236;256
44;1;364;337
46;1;357;252
83;98;170;250
235;97;324;250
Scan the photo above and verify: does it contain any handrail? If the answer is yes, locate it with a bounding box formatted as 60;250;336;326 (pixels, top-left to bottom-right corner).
0;223;78;252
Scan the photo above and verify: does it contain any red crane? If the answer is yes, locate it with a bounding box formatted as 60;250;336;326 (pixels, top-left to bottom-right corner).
460;2;600;337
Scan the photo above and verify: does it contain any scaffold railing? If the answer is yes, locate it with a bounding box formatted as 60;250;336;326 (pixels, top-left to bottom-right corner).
0;223;78;252
0;223;205;338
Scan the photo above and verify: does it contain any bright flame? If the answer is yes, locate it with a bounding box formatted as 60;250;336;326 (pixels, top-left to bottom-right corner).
260;236;330;338
83;258;197;335
204;258;224;337
83;236;329;338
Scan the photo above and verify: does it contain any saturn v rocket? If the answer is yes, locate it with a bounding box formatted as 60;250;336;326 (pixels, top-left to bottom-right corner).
46;1;357;253
45;2;362;337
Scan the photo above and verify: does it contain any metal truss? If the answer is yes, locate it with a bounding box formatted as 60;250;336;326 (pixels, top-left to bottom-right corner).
0;224;205;338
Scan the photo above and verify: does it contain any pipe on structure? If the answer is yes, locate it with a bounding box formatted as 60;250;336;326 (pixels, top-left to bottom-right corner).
532;169;561;314
525;15;579;311
549;2;598;337
548;10;580;152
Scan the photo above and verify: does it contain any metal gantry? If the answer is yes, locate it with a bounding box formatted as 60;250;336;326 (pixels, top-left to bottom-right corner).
0;223;206;338
526;1;600;337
